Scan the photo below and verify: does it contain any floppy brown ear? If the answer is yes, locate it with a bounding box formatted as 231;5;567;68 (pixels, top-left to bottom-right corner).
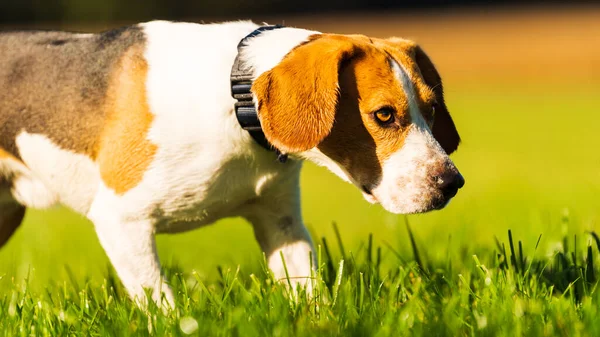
412;45;461;155
252;35;357;153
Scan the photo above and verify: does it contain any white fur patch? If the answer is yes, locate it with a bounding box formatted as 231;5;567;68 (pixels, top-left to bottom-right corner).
138;21;321;227
15;132;99;213
0;147;57;209
87;188;175;308
299;149;353;184
269;239;314;284
10;174;57;209
374;127;448;213
239;27;319;77
0;152;26;182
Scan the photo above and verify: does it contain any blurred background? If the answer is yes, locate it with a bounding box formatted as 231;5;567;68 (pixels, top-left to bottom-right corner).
1;1;599;289
0;0;589;24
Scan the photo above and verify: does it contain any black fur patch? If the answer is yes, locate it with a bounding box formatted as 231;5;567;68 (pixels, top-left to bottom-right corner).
97;26;129;50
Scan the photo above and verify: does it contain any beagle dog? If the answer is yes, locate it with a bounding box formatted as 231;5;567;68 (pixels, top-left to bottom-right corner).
0;21;463;307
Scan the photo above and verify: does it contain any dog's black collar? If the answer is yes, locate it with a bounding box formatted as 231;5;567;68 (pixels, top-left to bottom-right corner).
230;24;288;163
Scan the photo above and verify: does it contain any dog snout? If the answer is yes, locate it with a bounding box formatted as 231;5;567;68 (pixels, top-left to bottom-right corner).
440;172;464;200
431;164;465;201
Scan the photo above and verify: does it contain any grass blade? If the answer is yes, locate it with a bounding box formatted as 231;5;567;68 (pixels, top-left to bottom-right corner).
333;222;347;261
588;231;600;254
405;218;426;275
508;230;519;274
332;260;344;307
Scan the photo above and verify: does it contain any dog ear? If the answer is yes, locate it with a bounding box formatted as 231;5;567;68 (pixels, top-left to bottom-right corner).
252;35;357;153
412;45;461;155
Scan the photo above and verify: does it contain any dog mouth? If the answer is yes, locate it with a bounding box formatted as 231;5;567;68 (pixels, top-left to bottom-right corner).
431;193;452;211
360;185;455;213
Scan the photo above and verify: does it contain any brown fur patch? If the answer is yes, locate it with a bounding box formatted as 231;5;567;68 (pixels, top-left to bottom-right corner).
96;45;157;195
0;146;23;169
0;147;11;159
252;34;358;153
373;38;461;154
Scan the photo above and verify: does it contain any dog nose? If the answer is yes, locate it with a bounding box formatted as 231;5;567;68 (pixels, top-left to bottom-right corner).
439;172;465;200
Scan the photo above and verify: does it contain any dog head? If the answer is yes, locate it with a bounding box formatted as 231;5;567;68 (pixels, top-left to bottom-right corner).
252;34;463;214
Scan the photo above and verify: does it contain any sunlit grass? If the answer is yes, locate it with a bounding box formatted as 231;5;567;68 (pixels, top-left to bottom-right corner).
1;226;600;336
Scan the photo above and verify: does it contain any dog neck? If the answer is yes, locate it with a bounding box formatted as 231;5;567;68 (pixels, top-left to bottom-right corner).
231;26;286;160
232;26;319;162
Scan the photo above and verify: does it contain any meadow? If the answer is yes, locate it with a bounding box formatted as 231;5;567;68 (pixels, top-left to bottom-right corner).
1;6;599;336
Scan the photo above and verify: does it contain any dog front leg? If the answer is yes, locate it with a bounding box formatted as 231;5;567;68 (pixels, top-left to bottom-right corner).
245;201;316;292
87;197;174;310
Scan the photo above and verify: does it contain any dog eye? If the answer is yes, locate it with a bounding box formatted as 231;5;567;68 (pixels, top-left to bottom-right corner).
432;104;437;119
374;108;395;124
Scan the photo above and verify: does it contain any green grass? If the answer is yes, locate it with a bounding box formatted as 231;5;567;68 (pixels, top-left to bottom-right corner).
1;82;599;335
2;227;600;336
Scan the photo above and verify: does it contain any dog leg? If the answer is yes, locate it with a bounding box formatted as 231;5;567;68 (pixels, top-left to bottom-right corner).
88;199;174;309
0;156;27;248
0;196;26;248
245;201;316;292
